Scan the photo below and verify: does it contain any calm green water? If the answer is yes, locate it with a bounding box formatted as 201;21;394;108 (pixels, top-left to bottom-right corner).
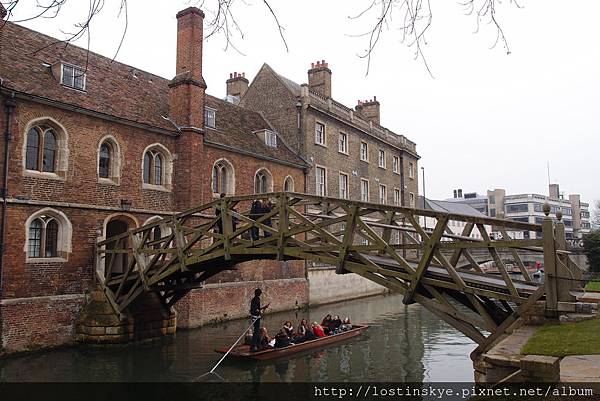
0;293;475;382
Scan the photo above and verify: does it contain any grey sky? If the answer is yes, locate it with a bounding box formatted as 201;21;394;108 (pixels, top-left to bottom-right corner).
10;0;600;205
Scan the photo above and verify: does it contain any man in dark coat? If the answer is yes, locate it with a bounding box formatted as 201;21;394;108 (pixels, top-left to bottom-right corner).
250;288;270;352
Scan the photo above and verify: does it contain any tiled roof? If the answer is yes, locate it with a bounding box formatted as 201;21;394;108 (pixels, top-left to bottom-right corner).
420;196;487;217
0;22;306;166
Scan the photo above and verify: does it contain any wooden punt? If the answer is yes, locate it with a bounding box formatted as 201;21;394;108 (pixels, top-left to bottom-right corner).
215;325;369;361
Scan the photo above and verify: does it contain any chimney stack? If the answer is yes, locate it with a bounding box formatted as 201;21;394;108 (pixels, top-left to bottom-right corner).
168;7;207;128
307;60;332;98
355;97;380;125
226;72;249;100
549;183;560;199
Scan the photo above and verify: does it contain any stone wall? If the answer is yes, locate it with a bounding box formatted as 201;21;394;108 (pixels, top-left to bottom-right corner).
308;266;388;306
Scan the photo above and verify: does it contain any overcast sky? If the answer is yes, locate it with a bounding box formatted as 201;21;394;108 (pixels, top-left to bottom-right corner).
9;1;600;205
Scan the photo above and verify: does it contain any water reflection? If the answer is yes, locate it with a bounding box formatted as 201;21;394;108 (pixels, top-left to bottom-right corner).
0;293;475;382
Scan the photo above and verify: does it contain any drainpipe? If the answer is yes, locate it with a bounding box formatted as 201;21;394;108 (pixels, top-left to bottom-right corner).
0;89;16;298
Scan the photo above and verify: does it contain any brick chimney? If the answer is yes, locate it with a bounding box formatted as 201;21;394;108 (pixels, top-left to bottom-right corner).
169;7;207;128
355;97;380;125
226;72;249;99
0;3;7;19
169;7;207;210
549;183;560;199
308;60;332;98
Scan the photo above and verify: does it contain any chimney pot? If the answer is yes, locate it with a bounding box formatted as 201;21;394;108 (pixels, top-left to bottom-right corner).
308;58;332;97
321;59;325;64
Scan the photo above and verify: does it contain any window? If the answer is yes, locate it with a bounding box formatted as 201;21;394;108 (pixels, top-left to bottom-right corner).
61;64;86;90
392;156;400;174
489;195;496;205
212;160;234;195
361;179;369;202
378;150;386;168
99;143;111;178
254;169;273;194
284;176;294;192
204;107;216;128
142;145;172;188
408;162;414;179
506;203;529;214
490;209;496;217
25;208;72;260
265;131;277;147
379;184;387;204
338;132;348;154
391;230;400;245
316;166;326;196
409;192;415;207
339;172;349;199
25;126;57;172
315;122;326;146
360;141;368;162
393;188;401;206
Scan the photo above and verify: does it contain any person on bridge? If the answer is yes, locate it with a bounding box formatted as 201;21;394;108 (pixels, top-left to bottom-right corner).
250;288;270;352
250;199;262;241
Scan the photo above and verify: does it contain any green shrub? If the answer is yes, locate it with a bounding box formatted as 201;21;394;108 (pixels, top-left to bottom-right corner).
583;230;600;273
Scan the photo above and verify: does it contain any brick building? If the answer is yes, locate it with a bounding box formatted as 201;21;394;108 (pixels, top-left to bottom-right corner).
0;7;308;354
237;62;420;304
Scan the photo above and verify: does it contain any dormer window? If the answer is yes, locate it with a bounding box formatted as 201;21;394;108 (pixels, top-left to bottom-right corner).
61;64;86;90
204;107;216;128
265;131;277;148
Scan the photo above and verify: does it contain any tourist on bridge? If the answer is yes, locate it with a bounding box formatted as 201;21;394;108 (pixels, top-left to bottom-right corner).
249;199;262;241
262;199;273;238
215;193;226;235
249;288;270;352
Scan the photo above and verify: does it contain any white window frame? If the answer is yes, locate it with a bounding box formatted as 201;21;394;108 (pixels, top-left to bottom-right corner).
360;141;369;162
408;162;415;179
409;192;415;207
315;165;327;196
379;184;387;204
339;172;349;199
204;107;217;128
265;130;277;147
360;179;370;202
378;149;386;169
338;132;348;155
392;156;400;174
60;63;86;91
315;122;326;146
393;188;401;206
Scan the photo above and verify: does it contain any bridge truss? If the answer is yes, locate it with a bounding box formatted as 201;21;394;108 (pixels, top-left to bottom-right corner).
96;192;582;357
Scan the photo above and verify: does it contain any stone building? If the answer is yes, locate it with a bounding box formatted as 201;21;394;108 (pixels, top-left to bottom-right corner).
238;62;420;304
0;7;308;354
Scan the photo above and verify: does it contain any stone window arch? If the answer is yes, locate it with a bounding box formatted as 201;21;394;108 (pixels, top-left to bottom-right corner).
97;135;122;184
23;117;68;179
143;215;173;250
283;175;295;192
211;158;235;196
141;144;173;190
254;168;273;194
24;208;72;261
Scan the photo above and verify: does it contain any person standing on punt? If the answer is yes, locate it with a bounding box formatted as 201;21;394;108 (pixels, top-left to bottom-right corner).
250;288;270;352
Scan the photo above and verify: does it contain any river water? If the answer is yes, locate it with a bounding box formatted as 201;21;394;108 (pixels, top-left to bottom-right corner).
0;293;475;382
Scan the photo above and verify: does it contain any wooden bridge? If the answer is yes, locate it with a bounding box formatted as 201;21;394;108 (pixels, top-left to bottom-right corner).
95;192;583;358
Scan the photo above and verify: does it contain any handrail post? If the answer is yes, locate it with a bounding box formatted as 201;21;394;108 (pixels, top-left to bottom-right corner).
221;199;233;261
277;193;288;260
554;211;576;301
541;203;558;316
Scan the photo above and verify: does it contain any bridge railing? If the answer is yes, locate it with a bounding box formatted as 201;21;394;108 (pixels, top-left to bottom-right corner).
95;192;584;355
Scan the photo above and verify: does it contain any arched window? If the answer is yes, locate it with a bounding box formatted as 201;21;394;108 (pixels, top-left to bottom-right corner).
27;216;60;258
99;143;111;178
254;169;272;194
26;126;58;173
211;159;235;195
143;149;168;186
284;176;294;192
152;226;162;250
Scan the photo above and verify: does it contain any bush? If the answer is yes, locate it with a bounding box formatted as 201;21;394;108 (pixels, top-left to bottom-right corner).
583;230;600;273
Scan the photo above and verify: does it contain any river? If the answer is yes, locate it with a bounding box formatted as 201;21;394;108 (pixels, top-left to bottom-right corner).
0;293;475;382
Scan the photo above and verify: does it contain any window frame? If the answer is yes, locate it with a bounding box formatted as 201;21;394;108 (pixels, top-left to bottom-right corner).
408;162;415;179
360;179;370;202
409;192;415;207
392;156;400;174
265;130;278;148
142;144;172;191
254;168;273;194
315;165;327;196
25;208;72;263
379;183;387;204
338;132;348;155
360;141;369;162
204;107;217;128
60;63;86;91
378;149;386;169
315;121;326;147
393;188;401;206
339;171;349;199
25;126;57;174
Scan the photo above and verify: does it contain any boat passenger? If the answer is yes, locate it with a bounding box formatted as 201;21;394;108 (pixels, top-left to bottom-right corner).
297;319;309;337
283;320;294;337
332;315;343;332
312;322;326;338
321;314;333;334
259;327;273;350
340;317;352;331
274;329;294;348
